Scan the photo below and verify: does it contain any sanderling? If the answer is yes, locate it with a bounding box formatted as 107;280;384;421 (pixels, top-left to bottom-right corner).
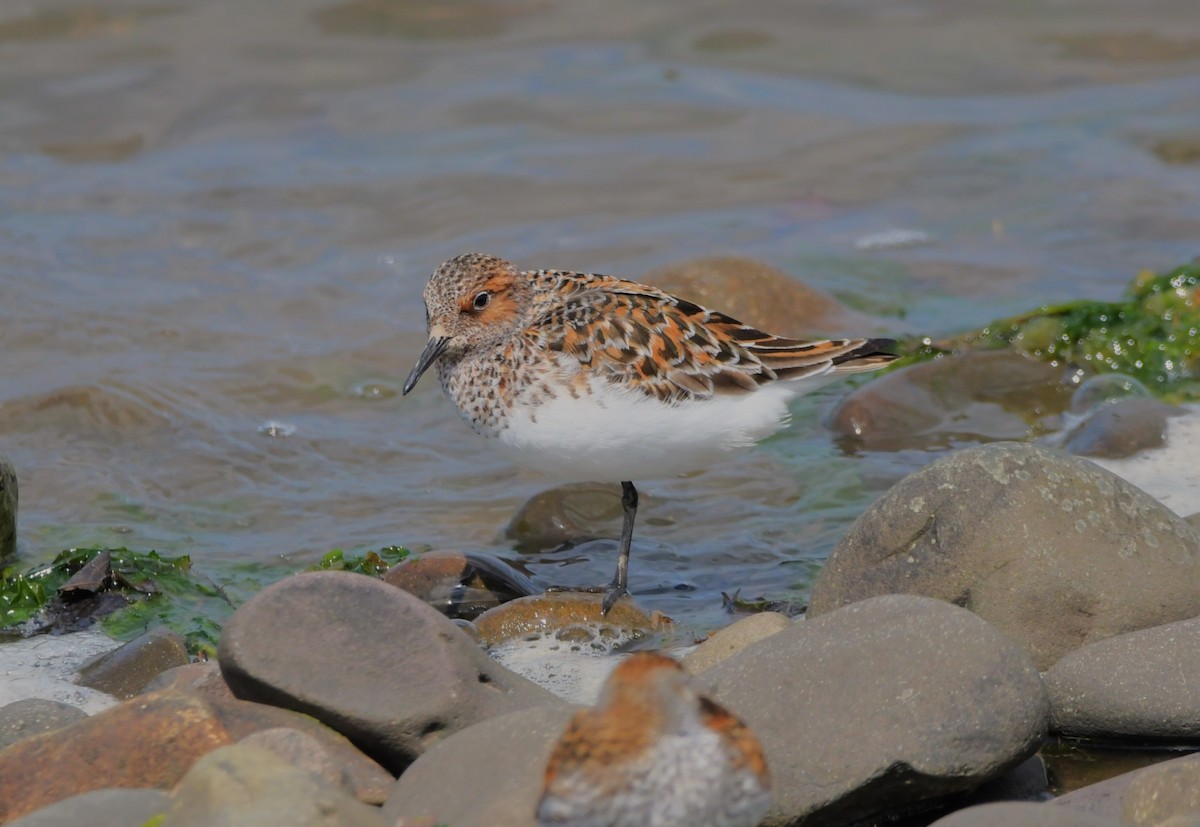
403;253;896;612
537;651;771;827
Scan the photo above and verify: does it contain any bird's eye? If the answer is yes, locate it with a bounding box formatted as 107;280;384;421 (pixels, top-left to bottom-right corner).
472;291;491;310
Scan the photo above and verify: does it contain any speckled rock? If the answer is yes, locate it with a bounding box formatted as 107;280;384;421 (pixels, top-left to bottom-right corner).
1121;757;1200;827
828;351;1072;449
218;571;561;773
641;256;888;338
0;698;86;750
1063;398;1178;459
0;454;16;561
810;443;1200;669
76;629;190;699
503;483;626;552
703;595;1049;827
383;549;537;618
161;744;389;827
6;788;168;827
383;705;578;827
929;801;1118;826
1045;616;1200;741
682;612;790;674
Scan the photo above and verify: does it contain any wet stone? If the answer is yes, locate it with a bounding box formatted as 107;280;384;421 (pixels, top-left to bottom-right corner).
382;549;536;619
503;482;625;553
828;350;1073;450
76;628;190;699
1044;615;1200;741
1063;397;1178;459
5;788;168;827
810;442;1200;670
218;571;560;774
703;595;1048;827
472;591;658;648
1052;753;1200;823
0;698;87;750
0;453;15;561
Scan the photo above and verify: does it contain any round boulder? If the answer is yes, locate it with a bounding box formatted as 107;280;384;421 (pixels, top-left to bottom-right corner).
1045;615;1200;741
810;443;1200;669
701;595;1048;827
218;571;562;773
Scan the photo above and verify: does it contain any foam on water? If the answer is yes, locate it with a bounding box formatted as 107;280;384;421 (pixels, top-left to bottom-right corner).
0;631;121;714
1088;405;1200;518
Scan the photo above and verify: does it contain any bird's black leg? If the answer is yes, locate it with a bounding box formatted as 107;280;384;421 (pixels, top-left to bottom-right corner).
545;480;639;615
601;481;638;614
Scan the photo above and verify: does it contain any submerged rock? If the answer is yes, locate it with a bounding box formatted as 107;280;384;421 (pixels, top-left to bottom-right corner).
1062;397;1179;459
503;483;626;552
810;443;1200;670
828;350;1072;450
1045;616;1200;741
218;571;561;773
701;595;1048;827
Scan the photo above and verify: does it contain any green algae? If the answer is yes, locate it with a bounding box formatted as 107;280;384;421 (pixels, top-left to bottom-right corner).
2;544;412;657
910;261;1200;401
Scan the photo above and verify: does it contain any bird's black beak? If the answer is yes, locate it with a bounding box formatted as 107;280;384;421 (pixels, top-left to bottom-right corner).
403;335;451;395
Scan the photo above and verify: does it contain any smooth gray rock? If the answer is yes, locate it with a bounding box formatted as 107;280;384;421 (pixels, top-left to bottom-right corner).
1046;616;1200;740
161;744;388;827
6;788;168;827
1063;398;1177;459
383;704;577;827
0;454;15;560
929;801;1119;826
1053;753;1200;823
700;595;1049;827
218;571;561;773
77;628;190;699
239;727;347;790
681;612;790;674
1120;756;1200;827
0;698;86;750
810;443;1200;669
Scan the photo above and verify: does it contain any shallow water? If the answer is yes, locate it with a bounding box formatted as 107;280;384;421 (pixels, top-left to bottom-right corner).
3;0;1200;634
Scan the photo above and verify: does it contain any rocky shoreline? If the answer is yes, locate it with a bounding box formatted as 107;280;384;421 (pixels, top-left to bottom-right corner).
1;439;1199;826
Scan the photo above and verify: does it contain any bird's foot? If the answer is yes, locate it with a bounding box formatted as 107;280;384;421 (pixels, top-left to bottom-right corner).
544;581;627;616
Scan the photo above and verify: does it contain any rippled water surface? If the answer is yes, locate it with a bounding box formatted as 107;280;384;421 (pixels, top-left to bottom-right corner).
3;0;1200;632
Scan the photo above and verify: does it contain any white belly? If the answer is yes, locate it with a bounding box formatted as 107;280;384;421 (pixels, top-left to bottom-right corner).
490;379;797;482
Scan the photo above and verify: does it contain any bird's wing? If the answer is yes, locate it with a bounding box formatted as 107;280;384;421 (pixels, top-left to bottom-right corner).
525;270;894;404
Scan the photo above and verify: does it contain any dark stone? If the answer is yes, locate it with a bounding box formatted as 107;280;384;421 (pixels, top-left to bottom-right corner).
382;549;536;618
76;629;190;699
0;454;15;561
702;595;1049;827
1063;398;1178;459
809;443;1200;670
383;705;578;827
1045;616;1200;741
5;788;168;827
960;755;1051;805
0;698;87;751
218;571;561;774
828;351;1072;450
